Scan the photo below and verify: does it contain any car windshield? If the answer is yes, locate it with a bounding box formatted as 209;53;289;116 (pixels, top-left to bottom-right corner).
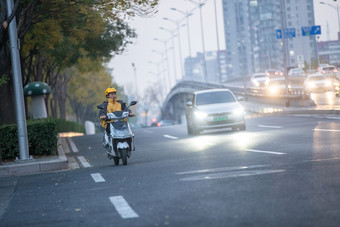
195;91;236;106
310;76;326;81
322;67;335;71
269;80;286;85
254;75;266;79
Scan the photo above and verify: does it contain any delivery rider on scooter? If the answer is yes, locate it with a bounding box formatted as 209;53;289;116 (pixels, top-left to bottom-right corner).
99;87;134;150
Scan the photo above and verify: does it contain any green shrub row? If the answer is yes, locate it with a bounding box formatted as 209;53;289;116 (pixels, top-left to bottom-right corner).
0;118;84;161
54;118;85;133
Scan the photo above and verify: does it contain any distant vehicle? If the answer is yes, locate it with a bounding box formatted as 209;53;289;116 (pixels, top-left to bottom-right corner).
157;120;175;127
250;73;269;87
317;64;329;71
265;69;283;77
266;77;291;95
185;89;246;135
304;74;332;93
319;65;338;77
288;68;305;77
335;78;340;97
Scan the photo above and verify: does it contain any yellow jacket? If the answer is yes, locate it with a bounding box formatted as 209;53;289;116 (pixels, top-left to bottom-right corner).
99;98;123;128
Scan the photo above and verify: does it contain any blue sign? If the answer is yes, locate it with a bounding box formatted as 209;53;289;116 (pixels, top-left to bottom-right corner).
276;28;296;39
301;25;321;36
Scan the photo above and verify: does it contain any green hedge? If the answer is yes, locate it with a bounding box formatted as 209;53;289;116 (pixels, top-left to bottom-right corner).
0;118;84;161
54;118;85;133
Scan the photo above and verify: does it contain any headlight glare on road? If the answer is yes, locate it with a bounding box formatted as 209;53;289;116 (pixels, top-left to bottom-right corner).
326;80;332;87
194;111;207;120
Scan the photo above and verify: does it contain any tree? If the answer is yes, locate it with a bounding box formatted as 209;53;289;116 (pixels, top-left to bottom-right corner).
0;0;159;124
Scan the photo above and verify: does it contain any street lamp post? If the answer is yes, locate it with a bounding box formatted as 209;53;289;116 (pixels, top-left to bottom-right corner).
213;0;222;86
6;0;29;160
188;0;208;82
170;8;194;81
320;1;340;35
159;26;178;84
152;38;173;89
163;17;184;81
131;62;138;97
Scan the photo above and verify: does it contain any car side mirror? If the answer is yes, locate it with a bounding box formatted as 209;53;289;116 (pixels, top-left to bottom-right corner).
237;96;245;102
186;101;193;106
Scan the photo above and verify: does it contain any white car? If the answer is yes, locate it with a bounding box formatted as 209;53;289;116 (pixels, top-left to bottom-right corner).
304;74;332;93
288;68;305;77
250;73;269;87
319;65;338;77
185;89;246;135
266;77;291;95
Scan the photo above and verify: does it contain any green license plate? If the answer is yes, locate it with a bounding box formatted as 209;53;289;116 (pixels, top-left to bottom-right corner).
213;115;228;121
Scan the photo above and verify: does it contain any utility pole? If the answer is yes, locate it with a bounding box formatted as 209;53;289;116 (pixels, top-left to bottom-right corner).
280;0;289;107
6;0;29;160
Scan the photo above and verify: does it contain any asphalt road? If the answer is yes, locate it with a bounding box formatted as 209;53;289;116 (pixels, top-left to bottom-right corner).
1;114;340;226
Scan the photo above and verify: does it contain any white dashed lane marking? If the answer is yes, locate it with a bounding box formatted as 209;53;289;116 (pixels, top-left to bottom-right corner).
77;156;91;168
163;134;179;140
314;128;340;132
67;137;79;152
109;196;139;219
246;149;286;155
258;125;282;129
91;173;106;183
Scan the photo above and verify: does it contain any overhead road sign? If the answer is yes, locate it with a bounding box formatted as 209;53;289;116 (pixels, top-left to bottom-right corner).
301;25;321;36
276;28;296;39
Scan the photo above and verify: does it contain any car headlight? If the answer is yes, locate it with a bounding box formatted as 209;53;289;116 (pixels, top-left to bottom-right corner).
326;80;332;87
232;107;244;116
194;111;208;120
269;86;278;94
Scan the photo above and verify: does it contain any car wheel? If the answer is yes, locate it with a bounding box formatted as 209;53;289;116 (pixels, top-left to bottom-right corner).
239;124;246;131
191;122;200;135
187;121;193;135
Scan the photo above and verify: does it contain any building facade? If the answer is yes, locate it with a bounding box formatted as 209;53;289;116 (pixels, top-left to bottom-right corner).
221;0;318;80
318;33;340;66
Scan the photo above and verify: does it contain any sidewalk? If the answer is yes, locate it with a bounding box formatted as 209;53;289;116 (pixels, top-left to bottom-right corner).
1;102;340;178
0;137;69;177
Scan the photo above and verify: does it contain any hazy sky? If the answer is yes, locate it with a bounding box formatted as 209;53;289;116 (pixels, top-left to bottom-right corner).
108;0;338;97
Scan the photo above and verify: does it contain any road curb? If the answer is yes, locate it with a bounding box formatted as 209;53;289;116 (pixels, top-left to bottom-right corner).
0;137;69;177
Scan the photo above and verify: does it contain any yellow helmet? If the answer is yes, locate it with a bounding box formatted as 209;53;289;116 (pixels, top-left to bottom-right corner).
105;87;117;96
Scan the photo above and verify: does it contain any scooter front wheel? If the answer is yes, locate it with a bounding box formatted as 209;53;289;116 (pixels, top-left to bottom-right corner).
113;157;119;165
120;149;128;165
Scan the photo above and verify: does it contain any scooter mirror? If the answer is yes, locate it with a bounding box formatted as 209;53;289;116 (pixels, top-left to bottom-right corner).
130;101;137;106
97;104;104;109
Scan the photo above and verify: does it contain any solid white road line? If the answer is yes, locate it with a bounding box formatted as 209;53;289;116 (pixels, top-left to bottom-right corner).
258;125;282;129
246;149;286;155
91;173;105;183
176;165;268;175
77;156;92;168
163;134;179;140
67;137;79;153
314;128;340;132
109;196;139;219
